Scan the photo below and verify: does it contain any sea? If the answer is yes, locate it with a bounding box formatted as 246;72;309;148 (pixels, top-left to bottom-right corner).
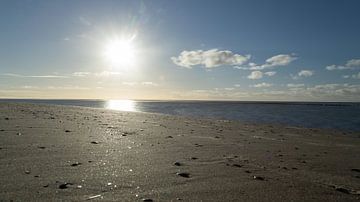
1;99;360;132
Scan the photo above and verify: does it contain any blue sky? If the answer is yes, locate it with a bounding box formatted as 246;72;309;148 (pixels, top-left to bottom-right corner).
0;0;360;101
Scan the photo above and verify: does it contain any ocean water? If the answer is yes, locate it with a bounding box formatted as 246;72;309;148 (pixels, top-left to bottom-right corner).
1;99;360;132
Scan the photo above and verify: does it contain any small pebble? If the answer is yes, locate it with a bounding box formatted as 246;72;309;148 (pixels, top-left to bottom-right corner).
174;162;181;166
65;130;71;133
142;199;153;202
91;141;99;144
351;168;360;172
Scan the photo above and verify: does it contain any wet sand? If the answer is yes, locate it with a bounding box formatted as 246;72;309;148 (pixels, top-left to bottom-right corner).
0;102;359;201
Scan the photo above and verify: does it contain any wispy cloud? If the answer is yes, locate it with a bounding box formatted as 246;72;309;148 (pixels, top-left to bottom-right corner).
251;82;273;88
141;81;159;86
171;49;250;68
234;54;297;70
287;83;305;88
72;71;122;77
264;71;276;76
326;58;360;70
122;81;159;86
0;73;68;78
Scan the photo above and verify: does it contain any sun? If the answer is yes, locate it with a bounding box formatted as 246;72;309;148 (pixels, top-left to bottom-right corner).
103;38;136;68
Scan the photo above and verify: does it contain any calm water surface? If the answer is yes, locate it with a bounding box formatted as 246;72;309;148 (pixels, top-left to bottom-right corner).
1;99;359;132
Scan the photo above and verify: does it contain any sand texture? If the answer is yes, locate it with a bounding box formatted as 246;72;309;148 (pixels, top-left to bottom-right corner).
0;102;360;201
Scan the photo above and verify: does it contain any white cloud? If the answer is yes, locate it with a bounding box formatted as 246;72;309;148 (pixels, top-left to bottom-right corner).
234;84;241;87
326;58;360;70
264;71;276;76
298;70;314;77
171;49;250;68
247;71;263;79
247;71;276;80
251;82;273;88
346;59;360;67
264;54;296;67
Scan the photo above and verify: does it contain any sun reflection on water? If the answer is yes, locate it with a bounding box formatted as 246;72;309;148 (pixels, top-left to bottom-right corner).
105;100;136;112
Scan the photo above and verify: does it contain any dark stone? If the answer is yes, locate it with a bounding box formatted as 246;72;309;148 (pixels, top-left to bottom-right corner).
91;141;99;144
142;199;153;202
174;162;181;166
176;172;190;178
253;176;265;181
71;162;82;167
351;168;360;172
65;130;71;133
59;183;73;189
335;187;350;194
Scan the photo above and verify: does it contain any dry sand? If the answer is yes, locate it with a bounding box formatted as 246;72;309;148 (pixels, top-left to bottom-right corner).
0;102;359;201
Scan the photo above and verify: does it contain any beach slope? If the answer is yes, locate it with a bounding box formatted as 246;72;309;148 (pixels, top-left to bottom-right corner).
0;103;359;201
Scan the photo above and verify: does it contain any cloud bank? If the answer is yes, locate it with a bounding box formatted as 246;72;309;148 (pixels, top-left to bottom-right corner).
326;58;360;70
171;49;250;68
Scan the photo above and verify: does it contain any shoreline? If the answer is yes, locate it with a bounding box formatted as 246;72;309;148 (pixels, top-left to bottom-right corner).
0;100;359;133
0;102;359;201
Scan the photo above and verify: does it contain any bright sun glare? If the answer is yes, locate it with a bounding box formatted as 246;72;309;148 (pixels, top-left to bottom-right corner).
106;99;136;112
103;38;136;68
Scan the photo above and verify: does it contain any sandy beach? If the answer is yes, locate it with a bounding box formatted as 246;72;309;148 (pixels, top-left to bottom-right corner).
0;102;359;201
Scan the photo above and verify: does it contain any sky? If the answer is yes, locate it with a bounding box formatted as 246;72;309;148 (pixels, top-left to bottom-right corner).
0;0;360;101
